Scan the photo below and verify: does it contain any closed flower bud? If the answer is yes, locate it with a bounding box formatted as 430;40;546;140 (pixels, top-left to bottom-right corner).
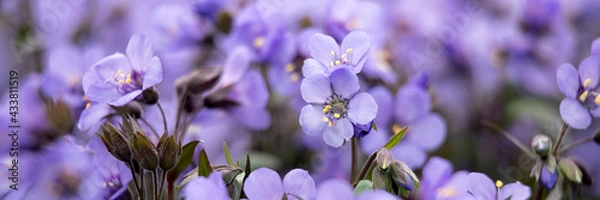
390;160;419;191
371;168;390;191
539;164;557;189
142;86;160;105
132;131;159;170
376;148;394;170
558;157;583;184
353;122;373;138
186;68;221;94
593;130;600;145
112;102;143;119
157;135;180;171
120;114;145;136
46;100;73;132
531;134;552;156
213;165;244;184
97;123;133;162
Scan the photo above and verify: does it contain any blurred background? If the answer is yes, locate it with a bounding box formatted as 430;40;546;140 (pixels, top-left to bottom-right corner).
1;0;600;199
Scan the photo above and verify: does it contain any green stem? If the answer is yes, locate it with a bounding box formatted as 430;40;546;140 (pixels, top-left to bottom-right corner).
481;119;536;159
351;137;359;182
140;117;160;139
559;138;593;154
139;168;145;200
353;151;377;186
552;122;569;156
152;171;159;200
157;170;165;200
126;162;141;199
156;102;169;134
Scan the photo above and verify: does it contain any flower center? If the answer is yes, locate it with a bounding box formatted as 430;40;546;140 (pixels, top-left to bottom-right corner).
329;48;354;67
578;78;600;106
321;95;348;127
110;69;142;94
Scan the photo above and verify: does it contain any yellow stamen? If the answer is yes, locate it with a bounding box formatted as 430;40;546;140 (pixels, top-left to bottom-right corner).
334;113;341;118
253;37;265;48
322;105;331;113
108;182;115;187
335;60;341;65
595;95;600;105
290;73;300;82
85;102;91;109
125;74;132;84
495;180;503;188
328;121;334;127
392;124;402;135
323;117;329;122
331;50;335;56
118;80;124;85
330;61;334;67
346;48;353;53
437;187;456;197
285;64;295;72
579;91;589;102
584;78;591;88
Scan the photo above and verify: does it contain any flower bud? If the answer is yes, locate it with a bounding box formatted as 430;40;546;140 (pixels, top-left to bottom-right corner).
46;100;73;132
142;86;159;105
97;123;132;162
531;134;552;156
157;134;180;171
558;157;583;184
371;168;390;191
593;130;600;145
132;131;159;170
187;68;221;94
120;115;144;137
539;164;557;189
376;148;394;170
111;102;143;119
353;122;373;138
213;165;244;184
390;160;419;191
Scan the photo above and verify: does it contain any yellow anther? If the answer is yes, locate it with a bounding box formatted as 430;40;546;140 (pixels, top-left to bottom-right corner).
392;124;402;135
285;64;295;72
331;50;335;56
346;48;353;53
584;78;591;88
437;187;456;197
334;113;341;118
595;95;600;105
253;37;265;48
118;80;124;85
323;105;332;113
290;73;300;82
323;116;329;122
108;182;115;187
118;69;123;75
101;182;107;188
335;60;341;65
495;180;503;188
125;74;132;84
85;102;91;109
328;121;334;127
579;91;589;102
330;61;334;67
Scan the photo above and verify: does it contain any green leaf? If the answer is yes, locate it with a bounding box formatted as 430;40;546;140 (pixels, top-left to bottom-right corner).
383;126;408;150
198;149;213;177
353;180;373;196
167;140;200;184
244;153;251;181
371;121;378;132
223;141;236;166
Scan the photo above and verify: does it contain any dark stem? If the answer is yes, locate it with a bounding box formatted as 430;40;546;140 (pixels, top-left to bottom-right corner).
139;168;145;200
552;122;569;156
167;179;175;200
350;137;359;182
481;119;536;158
174;89;189;142
152;170;158;200
534;182;544;200
156;102;169;134
353;151;377;186
559;138;594;154
125;162;141;199
140;117;160;138
157;170;165;200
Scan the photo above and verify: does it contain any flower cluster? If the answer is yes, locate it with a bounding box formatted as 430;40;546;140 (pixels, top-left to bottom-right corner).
4;0;600;199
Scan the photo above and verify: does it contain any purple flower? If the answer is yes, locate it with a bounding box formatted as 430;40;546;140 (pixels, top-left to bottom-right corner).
183;172;229;200
315;179;398;200
556;56;600;129
87;136;132;199
418;157;472;200
540;166;558;189
392;83;446;168
243;168;316;200
299;68;378;147
303;31;371;77
83;33;163;106
465;172;531;200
